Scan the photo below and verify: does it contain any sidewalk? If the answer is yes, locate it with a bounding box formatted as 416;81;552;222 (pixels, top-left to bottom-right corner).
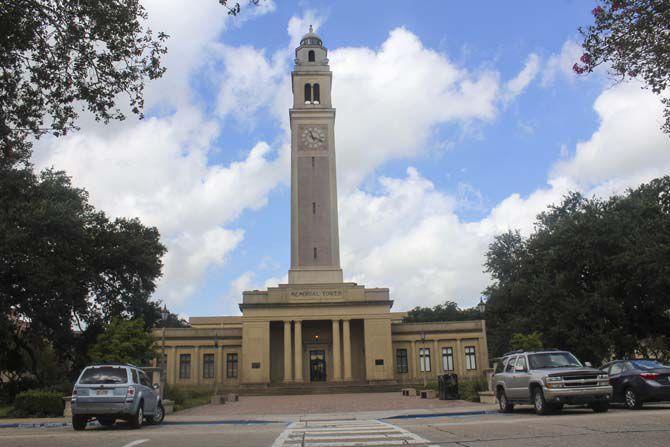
0;393;498;428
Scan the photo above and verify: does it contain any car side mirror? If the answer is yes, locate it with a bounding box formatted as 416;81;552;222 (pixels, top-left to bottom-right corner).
585;362;592;367
152;383;160;390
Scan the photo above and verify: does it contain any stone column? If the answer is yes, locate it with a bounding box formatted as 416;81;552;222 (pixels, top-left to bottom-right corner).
193;346;200;384
409;341;416;381
171;346;178;384
294;320;303;382
434;339;440;376
342;319;352;381
456;339;464;376
284;320;293;382
332;319;342;381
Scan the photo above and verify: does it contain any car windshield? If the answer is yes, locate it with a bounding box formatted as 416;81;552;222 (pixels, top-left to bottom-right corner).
631;360;670;370
79;367;128;384
528;352;582;369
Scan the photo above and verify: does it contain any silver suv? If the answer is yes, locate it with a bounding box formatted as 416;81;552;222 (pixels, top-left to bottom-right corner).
71;363;164;430
493;350;612;415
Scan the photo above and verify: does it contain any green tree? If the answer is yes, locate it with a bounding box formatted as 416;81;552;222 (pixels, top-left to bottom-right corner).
404;300;482;323
89;318;157;366
485;177;670;364
575;1;670;135
0;165;166;383
509;332;544;352
0;0;169;163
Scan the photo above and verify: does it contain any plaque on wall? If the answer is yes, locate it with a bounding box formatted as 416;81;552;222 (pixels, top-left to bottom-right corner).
251;362;261;369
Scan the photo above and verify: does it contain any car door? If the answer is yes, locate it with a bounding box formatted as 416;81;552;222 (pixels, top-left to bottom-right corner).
510;355;531;401
139;370;157;413
503;356;518;399
607;362;625;402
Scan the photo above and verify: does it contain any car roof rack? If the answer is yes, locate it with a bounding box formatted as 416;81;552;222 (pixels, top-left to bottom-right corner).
92;362;137;368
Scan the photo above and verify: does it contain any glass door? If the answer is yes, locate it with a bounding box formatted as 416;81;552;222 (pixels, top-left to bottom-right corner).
309;350;326;382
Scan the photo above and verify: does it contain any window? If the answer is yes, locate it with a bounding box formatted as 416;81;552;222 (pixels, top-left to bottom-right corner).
419;348;431;372
140;371;151;387
396;349;408;373
203;353;215;379
80;367;128;384
505;356;516;373
313;247;317;259
131;368;139;384
442;347;454;371
528;352;581;370
304;83;312;103
609;363;623;375
308;50;315;62
179;354;191;379
313;83;320;103
515;355;527;372
227;353;238;378
375;359;384;366
312;202;316;214
465;346;477;370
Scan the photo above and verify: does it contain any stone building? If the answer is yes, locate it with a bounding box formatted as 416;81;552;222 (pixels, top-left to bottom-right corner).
155;28;489;389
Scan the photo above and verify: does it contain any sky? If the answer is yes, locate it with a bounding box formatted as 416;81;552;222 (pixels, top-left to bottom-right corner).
32;0;670;319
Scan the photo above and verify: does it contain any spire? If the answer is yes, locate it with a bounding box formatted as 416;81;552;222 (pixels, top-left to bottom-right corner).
309;24;313;33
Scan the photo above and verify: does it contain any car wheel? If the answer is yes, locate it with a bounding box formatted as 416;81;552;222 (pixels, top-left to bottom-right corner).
72;415;87;431
147;403;164;425
533;388;550;415
624;387;643;410
97;417;115;426
590;402;609;413
497;389;514;413
129;402;144;429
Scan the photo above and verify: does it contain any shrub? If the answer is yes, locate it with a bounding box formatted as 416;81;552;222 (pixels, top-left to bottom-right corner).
164;385;212;412
458;376;489;402
12;390;64;417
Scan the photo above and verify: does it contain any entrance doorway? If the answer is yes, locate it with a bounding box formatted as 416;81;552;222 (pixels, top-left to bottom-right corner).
309;350;326;382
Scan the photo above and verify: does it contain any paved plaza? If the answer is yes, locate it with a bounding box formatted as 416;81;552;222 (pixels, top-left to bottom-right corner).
177;392;483;417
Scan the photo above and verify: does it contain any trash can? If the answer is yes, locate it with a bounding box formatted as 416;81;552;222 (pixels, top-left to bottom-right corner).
438;373;459;400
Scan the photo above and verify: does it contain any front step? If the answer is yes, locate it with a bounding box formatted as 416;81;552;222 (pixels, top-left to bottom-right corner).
238;382;407;396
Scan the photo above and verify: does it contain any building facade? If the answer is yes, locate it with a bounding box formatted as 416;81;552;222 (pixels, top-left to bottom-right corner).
156;28;489;388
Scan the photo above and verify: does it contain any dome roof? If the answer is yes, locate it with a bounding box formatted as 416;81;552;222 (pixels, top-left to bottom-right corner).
300;25;322;46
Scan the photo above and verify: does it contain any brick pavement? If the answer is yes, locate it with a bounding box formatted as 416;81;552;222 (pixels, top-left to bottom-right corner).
177;392;483;417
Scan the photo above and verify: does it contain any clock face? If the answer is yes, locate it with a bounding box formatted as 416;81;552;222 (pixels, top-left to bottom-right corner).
301;127;326;149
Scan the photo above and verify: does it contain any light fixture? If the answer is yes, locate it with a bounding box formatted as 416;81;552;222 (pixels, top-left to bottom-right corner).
477;297;486;314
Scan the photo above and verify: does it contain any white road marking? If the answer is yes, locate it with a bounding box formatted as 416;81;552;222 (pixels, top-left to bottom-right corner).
272;419;440;447
121;439;149;447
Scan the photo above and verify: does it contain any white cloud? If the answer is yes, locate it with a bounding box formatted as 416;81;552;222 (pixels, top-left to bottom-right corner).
503;53;540;103
542;39;582;86
553;81;670;188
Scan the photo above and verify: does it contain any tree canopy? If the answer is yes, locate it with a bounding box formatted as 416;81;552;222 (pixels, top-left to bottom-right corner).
0;0;169;163
89;318;157;366
576;0;670;136
0;164;166;385
484;177;670;364
404;300;482;323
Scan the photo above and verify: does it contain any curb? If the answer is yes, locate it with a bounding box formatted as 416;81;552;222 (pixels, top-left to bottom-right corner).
0;419;283;429
384;410;497;420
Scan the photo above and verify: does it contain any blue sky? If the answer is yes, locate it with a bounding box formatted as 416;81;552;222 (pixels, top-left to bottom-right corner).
33;1;670;318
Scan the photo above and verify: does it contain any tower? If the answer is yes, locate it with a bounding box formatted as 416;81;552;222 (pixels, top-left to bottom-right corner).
288;26;343;284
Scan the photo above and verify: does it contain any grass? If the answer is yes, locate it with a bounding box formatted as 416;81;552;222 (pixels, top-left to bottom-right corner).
0;404;13;418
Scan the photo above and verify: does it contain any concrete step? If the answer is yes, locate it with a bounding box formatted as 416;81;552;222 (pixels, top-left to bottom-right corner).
236;382;407;396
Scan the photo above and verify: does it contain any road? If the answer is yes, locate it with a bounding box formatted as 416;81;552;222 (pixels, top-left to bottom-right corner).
1;405;669;446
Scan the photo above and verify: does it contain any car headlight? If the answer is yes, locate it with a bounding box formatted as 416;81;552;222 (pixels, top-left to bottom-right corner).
546;376;562;383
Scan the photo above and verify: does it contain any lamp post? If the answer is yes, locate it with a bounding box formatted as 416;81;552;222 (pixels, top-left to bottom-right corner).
420;331;427;388
160;305;168;399
477;297;486;315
